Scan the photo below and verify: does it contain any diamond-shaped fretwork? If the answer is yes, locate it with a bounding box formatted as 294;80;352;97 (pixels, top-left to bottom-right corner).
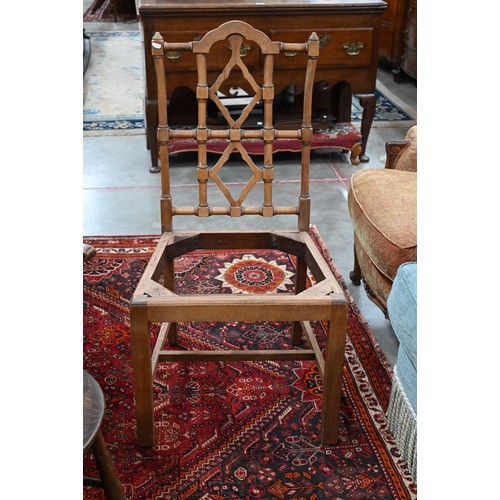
209;34;263;129
204;33;268;209
209;142;263;208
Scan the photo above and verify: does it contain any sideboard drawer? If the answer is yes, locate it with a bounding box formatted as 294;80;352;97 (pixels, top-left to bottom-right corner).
159;30;261;72
270;28;373;69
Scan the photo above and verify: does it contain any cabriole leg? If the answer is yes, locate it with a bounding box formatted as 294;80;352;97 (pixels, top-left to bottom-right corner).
349;244;362;285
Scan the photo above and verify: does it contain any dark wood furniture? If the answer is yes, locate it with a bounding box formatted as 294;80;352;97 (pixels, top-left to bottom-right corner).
131;21;348;447
378;0;416;82
83;30;91;76
378;0;405;65
83;370;126;499
88;0;118;21
395;0;416;81
83;243;96;262
136;0;387;172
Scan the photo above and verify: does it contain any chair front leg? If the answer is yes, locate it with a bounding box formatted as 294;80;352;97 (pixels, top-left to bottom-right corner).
320;302;348;444
130;301;155;447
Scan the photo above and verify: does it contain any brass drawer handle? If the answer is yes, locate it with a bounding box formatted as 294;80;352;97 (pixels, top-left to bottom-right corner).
166;50;181;61
343;42;364;57
284;51;298;58
240;44;251;58
319;34;332;48
229;44;252;58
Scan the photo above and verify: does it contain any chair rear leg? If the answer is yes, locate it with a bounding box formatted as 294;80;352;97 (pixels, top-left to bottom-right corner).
320;302;348;444
292;256;307;344
164;258;178;345
131;302;155;447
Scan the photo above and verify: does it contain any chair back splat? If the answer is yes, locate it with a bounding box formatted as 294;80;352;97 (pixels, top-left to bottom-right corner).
130;21;348;449
151;20;320;232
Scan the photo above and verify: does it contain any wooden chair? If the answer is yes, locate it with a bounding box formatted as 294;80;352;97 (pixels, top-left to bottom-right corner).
130;20;348;447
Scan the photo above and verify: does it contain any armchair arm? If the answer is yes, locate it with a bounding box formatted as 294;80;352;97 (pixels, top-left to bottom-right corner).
384;140;409;169
385;125;417;172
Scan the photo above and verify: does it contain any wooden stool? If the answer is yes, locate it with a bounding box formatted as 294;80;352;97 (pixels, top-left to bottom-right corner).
83;370;126;500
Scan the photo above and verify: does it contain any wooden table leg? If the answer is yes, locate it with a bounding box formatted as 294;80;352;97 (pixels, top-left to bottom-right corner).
355;93;376;163
320;303;348;444
111;0;118;21
145;99;160;173
92;430;126;500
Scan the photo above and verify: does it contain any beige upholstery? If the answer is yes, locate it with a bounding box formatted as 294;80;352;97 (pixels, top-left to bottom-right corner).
348;126;417;316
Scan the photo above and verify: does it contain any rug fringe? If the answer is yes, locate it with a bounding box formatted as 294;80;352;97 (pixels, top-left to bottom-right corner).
386;366;417;483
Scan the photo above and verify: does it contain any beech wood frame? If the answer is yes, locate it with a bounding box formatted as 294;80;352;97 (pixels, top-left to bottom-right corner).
130;21;348;447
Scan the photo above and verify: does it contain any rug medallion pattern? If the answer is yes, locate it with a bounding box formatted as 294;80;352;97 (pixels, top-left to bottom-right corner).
83;229;417;499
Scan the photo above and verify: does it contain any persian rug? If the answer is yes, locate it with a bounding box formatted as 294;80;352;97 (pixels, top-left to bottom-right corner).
83;32;144;136
83;32;416;137
83;228;417;499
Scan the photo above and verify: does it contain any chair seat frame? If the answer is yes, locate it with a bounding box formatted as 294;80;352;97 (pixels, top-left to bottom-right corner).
130;20;348;447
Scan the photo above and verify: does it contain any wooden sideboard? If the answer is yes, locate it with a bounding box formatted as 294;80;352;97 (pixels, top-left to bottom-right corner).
136;0;387;172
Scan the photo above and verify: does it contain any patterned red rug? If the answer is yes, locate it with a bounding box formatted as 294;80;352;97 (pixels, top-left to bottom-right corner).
83;228;417;499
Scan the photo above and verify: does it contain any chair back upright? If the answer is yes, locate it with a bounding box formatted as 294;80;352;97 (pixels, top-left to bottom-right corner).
151;20;320;233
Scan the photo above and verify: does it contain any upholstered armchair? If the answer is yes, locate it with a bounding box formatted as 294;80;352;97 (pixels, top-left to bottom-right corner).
347;126;417;317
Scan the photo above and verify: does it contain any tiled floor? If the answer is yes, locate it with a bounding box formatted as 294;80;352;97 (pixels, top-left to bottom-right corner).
83;13;417;368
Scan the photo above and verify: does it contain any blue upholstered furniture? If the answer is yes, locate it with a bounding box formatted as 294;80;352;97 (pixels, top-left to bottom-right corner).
386;262;417;482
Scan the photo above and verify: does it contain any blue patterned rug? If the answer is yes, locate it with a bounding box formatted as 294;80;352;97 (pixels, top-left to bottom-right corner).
83;31;416;135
